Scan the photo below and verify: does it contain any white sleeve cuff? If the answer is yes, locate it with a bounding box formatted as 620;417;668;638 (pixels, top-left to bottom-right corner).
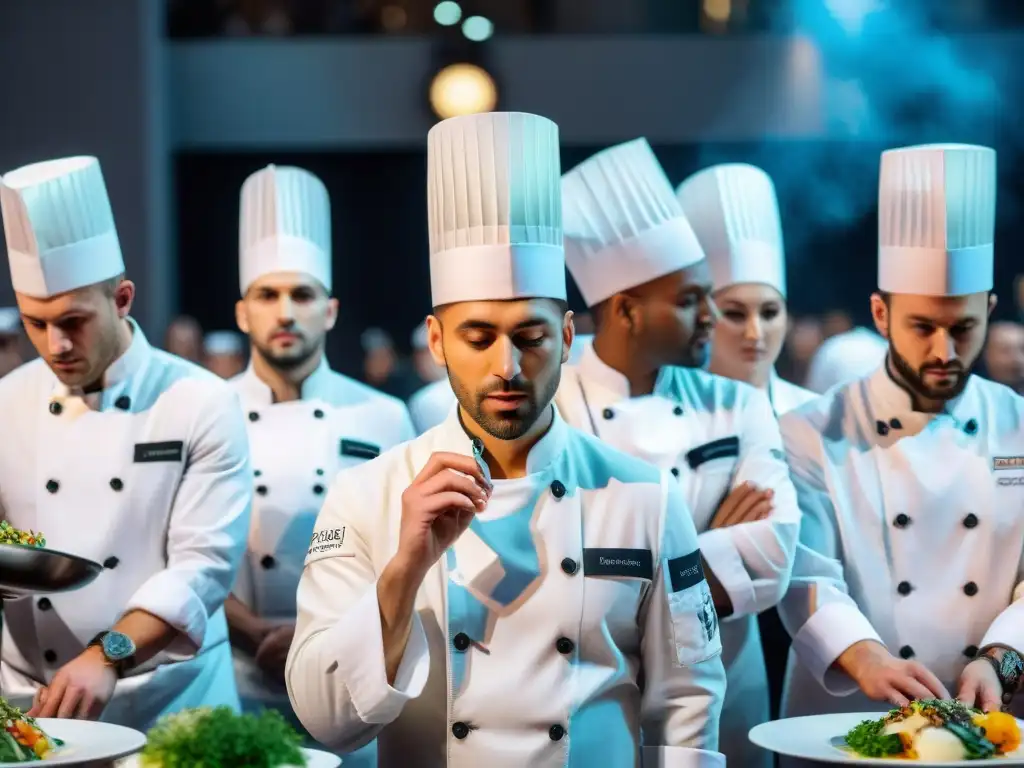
791;601;882;696
321;583;430;724
698;527;755;620
125;571;208;653
641;746;726;767
980;599;1024;654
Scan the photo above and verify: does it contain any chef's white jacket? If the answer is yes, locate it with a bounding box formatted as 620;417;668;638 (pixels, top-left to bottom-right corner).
555;341;801;768
230;359;414;710
0;319;252;730
287;406;727;768
778;365;1024;727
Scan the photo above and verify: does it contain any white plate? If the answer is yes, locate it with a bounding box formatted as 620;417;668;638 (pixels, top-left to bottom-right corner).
749;712;1024;765
0;718;145;765
116;746;340;767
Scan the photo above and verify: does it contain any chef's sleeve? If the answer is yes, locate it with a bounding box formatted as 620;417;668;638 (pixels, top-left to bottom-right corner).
286;472;430;752
776;410;883;696
697;387;800;619
640;473;726;764
124;382;252;653
397;403;416;443
979;542;1024;654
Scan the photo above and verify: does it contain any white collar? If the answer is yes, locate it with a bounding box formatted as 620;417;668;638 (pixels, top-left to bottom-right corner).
235;355;333;406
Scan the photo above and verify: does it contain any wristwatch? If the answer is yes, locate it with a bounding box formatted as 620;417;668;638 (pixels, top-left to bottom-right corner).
87;631;137;678
978;646;1023;705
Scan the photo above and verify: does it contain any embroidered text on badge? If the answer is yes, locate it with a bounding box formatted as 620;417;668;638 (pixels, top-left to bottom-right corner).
582;548;654;580
134;441;184;463
308;526;347;557
341;439;380;460
994;457;1024;470
686;436;739;470
667;549;705;593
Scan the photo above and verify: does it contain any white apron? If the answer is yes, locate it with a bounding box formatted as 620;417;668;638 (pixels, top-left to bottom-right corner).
555;343;802;768
778;367;1024;767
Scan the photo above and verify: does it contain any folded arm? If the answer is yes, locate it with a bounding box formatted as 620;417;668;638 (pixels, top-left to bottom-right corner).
698;389;801;619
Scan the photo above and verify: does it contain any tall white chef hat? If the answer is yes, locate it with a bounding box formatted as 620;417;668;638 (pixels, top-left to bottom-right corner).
878;143;996;297
0;156;124;299
562;138;705;308
427;112;564;307
676;163;786;297
239;164;331;296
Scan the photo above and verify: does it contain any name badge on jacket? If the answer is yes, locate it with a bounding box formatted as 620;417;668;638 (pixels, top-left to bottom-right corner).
340;439;380;461
686;436;739;470
582;548;654;580
664;549;722;665
134;441;184;463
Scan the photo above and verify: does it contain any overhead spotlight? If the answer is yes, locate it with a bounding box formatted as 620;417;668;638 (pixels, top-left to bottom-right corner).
429;62;498;120
461;15;494;42
433;1;462;26
703;0;731;23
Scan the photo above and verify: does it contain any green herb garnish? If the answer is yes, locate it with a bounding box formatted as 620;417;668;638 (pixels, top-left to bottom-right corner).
142;707;306;768
844;718;904;757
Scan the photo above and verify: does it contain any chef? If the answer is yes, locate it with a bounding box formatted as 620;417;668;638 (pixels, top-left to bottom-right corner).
557;138;801;768
804;325;888;394
286;111;727;768
676;163;816;415
224;164;414;758
777;145;1024;762
0;155;251;728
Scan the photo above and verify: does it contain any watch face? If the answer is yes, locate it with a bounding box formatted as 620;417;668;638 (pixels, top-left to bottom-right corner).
102;631;135;661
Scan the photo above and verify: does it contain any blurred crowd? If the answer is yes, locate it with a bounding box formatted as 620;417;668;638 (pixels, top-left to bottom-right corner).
2;299;1023;399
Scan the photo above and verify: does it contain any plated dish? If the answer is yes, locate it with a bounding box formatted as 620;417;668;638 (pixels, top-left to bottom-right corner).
844;700;1020;761
0;700;61;761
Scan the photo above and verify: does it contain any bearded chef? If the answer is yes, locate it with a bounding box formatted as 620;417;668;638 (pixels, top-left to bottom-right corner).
777;144;1024;766
286;112;727;768
555;138;801;768
676;163;816;416
225;165;414;760
0;156;251;727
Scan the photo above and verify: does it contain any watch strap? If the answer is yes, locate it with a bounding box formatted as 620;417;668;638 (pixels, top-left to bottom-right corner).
88;631;135;678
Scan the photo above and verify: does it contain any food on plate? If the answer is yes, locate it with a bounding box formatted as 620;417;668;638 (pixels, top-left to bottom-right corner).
0;698;62;761
140;706;307;767
844;699;1021;761
0;521;45;548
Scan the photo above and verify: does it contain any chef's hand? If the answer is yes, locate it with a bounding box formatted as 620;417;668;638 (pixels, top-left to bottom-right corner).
27;645;117;720
395;451;492;578
837;640;950;707
957;658;1003;712
255;624;295;683
709;482;774;529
